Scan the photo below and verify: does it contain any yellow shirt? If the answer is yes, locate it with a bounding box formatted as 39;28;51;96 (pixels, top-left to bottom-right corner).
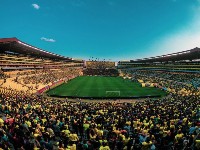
25;121;32;127
69;134;79;142
62;129;70;137
99;146;110;150
175;133;184;142
97;130;103;137
142;141;152;150
0;118;4;126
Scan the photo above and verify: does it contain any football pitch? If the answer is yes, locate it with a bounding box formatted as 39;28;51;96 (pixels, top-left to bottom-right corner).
46;76;167;98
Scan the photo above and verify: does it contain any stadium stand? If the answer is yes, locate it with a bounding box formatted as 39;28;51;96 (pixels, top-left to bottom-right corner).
118;47;200;71
84;61;119;76
86;61;115;69
0;38;199;149
128;70;200;96
83;68;119;76
0;38;83;70
0;38;83;94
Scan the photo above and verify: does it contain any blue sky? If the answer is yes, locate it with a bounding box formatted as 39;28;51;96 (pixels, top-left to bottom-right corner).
1;0;200;61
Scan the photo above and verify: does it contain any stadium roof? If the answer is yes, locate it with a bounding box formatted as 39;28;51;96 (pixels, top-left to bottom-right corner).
0;37;79;61
130;47;200;63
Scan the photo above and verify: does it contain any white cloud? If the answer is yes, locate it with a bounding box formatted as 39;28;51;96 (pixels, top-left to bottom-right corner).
149;3;200;56
41;37;56;42
32;4;40;10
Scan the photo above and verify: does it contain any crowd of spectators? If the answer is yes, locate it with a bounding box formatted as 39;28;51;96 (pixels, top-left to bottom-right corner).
0;87;200;149
0;68;199;149
86;61;115;69
128;70;200;96
0;53;64;65
83;69;119;76
11;68;83;94
132;70;200;87
0;70;8;80
17;68;82;85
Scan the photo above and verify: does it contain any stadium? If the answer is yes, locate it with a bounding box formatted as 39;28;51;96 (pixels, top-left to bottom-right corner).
0;1;200;150
0;37;200;149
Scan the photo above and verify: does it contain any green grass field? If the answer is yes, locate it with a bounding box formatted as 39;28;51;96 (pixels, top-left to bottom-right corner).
46;76;167;98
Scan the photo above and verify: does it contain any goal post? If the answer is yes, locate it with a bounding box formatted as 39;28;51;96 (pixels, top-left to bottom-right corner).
106;91;120;97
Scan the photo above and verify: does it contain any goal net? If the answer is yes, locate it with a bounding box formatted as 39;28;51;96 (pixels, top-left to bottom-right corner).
106;91;120;97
